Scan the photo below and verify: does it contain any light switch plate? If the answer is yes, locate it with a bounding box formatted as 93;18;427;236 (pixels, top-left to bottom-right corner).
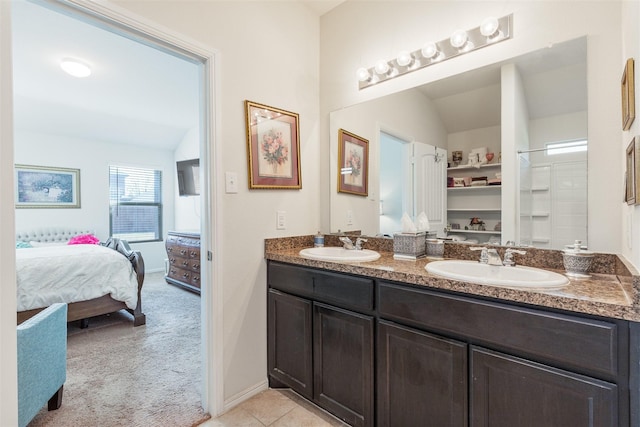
225;171;238;193
276;211;286;230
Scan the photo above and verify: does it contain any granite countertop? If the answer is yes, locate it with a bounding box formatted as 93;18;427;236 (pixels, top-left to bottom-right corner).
265;235;640;322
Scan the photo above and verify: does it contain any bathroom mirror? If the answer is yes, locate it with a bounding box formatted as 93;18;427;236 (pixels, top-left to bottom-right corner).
329;36;587;250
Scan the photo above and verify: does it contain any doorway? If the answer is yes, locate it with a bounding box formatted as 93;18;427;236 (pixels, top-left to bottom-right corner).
10;0;220;419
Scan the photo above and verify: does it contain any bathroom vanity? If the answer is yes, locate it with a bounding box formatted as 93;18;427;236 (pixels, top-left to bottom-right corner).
265;238;640;427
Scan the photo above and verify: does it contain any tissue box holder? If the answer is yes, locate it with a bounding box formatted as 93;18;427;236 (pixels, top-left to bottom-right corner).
393;232;427;260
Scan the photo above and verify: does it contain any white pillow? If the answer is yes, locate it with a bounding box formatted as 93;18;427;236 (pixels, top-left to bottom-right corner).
29;240;68;247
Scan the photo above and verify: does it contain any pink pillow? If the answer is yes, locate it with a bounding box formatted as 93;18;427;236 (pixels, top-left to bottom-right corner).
68;234;100;245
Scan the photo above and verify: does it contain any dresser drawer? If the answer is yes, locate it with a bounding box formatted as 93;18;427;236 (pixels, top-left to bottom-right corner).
378;281;618;380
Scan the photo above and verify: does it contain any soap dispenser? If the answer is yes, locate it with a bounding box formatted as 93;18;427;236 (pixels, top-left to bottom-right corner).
562;240;594;278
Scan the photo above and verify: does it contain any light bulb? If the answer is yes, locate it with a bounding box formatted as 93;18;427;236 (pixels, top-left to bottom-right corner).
396;50;413;67
450;29;468;49
374;60;390;75
60;58;91;78
480;17;500;37
356;67;371;82
421;42;439;59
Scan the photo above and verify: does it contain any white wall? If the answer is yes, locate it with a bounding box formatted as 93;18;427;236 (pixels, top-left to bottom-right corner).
622;0;640;267
174;126;201;232
447;126;501;165
14;130;175;272
110;0;321;402
320;1;623;255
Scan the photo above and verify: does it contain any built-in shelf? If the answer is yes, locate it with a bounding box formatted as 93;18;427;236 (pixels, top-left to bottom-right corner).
447;229;502;235
447;185;501;191
447;163;501;171
531;212;550;217
447;208;501;212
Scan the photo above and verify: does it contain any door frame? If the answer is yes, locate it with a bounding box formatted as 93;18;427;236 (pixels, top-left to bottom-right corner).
5;0;224;419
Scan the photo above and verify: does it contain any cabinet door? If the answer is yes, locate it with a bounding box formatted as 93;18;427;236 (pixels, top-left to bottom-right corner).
313;302;374;427
378;321;468;427
471;347;617;427
267;289;313;399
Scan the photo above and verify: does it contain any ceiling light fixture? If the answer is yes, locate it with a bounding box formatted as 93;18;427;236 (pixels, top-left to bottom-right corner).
60;58;91;78
357;14;513;90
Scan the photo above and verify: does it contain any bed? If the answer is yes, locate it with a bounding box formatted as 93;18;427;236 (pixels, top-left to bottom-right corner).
16;228;146;327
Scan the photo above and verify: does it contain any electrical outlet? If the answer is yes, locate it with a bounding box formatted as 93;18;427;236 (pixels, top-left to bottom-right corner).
276;211;287;230
346;210;353;226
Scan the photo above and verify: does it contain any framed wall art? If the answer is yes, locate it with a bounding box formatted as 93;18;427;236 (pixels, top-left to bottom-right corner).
245;100;301;189
622;58;635;131
337;128;369;196
15;164;81;208
625;136;639;205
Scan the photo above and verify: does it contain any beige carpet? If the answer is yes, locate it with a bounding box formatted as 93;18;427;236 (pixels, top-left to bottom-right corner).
29;271;210;427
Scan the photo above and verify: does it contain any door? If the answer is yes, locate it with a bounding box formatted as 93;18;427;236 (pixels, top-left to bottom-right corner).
414;142;447;236
267;289;313;399
471;346;617;427
313;302;374;427
378;320;468;427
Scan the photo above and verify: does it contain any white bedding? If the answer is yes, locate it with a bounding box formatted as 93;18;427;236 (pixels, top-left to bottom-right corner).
16;244;138;312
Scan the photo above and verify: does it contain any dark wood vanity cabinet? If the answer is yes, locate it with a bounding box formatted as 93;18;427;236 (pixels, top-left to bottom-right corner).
267;261;633;427
267;262;374;427
377;320;468;427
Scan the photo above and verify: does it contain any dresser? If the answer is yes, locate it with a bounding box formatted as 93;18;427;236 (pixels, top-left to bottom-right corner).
165;231;201;294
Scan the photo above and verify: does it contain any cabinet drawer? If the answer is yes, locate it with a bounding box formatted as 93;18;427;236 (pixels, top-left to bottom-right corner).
168;266;191;283
378;281;618;380
268;262;374;312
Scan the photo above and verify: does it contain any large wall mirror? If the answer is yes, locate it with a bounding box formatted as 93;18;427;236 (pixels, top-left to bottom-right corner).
329;36;587;251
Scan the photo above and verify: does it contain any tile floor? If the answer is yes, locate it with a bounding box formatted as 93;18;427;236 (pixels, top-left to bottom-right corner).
199;388;350;427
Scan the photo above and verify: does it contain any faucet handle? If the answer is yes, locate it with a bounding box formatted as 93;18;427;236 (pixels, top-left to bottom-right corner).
469;246;489;264
503;248;526;266
355;237;367;250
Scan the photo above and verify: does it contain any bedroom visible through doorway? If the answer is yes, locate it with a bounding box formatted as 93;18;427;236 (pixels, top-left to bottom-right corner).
11;0;214;421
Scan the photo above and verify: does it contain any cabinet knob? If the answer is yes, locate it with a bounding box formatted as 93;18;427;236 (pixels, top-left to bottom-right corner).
179;249;187;255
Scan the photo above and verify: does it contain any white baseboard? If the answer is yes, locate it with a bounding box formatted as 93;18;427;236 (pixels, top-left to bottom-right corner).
222;379;269;413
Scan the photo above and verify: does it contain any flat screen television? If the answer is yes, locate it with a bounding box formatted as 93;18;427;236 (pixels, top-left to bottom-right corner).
176;158;200;196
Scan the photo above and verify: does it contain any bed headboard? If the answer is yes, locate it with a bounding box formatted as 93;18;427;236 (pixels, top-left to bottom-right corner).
16;228;94;243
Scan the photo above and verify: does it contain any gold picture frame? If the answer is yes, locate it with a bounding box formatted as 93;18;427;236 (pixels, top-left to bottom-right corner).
622;58;635;131
337;129;369;197
625;137;639;205
245;100;302;189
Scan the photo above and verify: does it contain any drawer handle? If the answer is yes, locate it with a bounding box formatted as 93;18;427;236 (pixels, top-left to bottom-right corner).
182;261;189;267
180;249;187;255
182;272;190;279
169;257;176;263
167;247;173;252
192;263;200;269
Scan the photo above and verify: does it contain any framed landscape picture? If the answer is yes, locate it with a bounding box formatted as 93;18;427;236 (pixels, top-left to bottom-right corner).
245;100;302;189
337;129;369;196
15;164;81;208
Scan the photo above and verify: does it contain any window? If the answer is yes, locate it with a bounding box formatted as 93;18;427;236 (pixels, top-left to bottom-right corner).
109;165;162;243
545;139;587;156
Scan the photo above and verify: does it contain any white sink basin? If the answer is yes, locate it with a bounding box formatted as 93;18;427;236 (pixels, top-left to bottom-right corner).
425;260;569;290
299;247;381;263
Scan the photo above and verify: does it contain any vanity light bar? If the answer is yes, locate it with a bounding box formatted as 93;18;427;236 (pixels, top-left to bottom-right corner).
357;14;513;90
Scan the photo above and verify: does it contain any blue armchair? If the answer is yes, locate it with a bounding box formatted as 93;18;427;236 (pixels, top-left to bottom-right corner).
17;303;67;427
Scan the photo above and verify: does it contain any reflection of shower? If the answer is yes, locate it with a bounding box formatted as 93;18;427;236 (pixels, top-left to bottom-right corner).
517;147;587;249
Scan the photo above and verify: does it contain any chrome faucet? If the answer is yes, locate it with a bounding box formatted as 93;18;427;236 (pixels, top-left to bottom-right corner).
470;247;502;265
503;248;526;266
339;236;355;250
339;236;367;250
355;238;367;250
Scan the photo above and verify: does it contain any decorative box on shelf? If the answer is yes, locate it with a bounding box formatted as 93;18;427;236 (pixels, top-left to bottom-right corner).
393;232;436;260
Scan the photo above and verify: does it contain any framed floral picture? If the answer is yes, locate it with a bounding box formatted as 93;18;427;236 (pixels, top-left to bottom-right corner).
337;129;369;196
245;100;301;189
15;164;81;208
622;58;635;131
